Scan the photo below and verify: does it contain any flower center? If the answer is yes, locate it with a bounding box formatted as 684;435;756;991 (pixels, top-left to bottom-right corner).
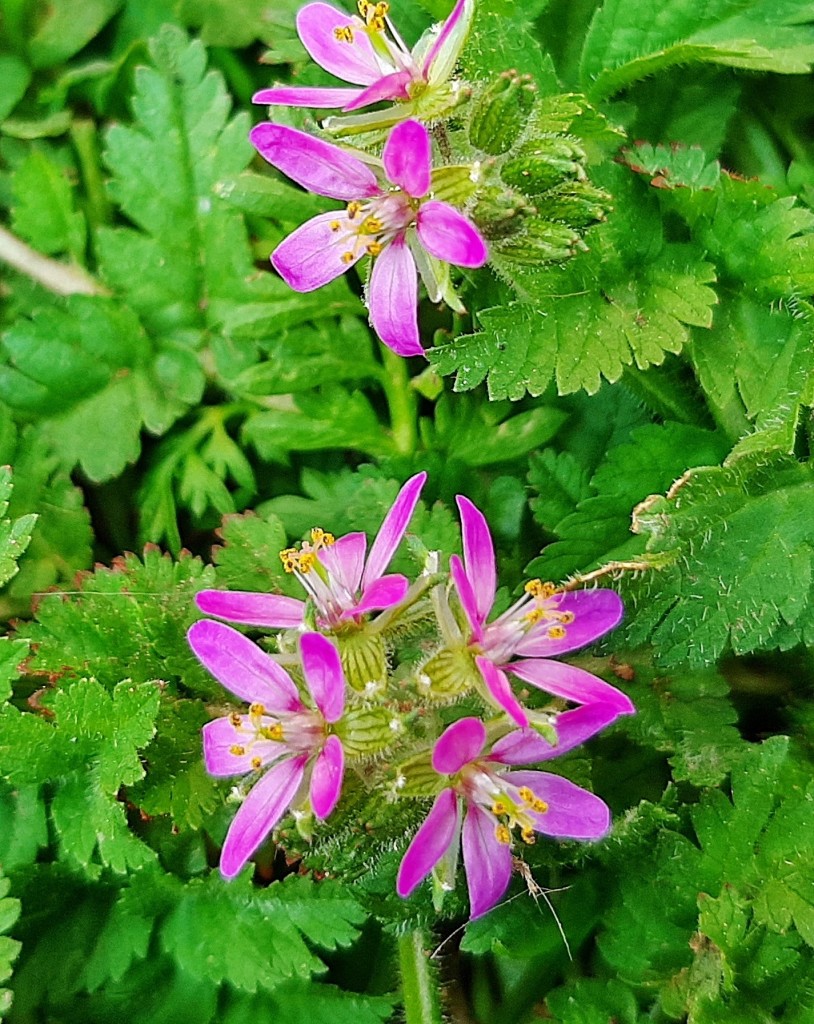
463;767;549;846
331;192;415;264
477;579;576;663
279;527;358;625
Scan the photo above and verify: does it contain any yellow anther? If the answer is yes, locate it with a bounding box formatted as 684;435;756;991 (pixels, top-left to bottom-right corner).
518;786;535;804
261;722;285;741
521;827;536;845
548;625;567;640
495;824;512;845
367;241;383;256
524;579;556;599
329;220;341;231
361;215;383;234
375;1;389;15
229;745;246;756
346;201;362;219
298;552;317;573
333;25;354;42
357;0;370;15
280;547;299;572
491;800;507;815
559;611;575;624
523;608;546;625
532;798;548;813
341;251;356;264
229;712;242;728
251;756;263;770
324;532;335;545
249;702;265;717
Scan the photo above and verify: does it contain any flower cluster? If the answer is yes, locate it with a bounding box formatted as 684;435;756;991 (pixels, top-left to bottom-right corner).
250;0;488;357
189;475;634;919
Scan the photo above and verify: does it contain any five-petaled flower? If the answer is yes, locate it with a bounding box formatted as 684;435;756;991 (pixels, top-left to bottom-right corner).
254;0;473;128
396;717;610;918
195;472;426;631
447;495;634;728
249;119;488;356
189;621;347;879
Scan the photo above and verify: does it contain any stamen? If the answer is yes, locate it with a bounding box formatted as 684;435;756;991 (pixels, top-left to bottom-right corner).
341;251;356;264
280;548;299;572
524;579;557;599
346;201;362;219
229;744;246;756
548;626;567;639
229;712;242;728
518;786;535;804
559;611;575;624
521;827;536;845
532;798;548;813
360;215;384;234
523;608;546;625
367;241;383;256
311;527;335;547
249;702;266;717
329;220;341;231
251;756;263;770
491;800;507;815
261;723;285;741
333;25;354;42
495;824;512;845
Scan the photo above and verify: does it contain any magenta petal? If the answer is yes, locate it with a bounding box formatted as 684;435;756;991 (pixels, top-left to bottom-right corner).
509;659;635;715
462;803;513;919
489;728;554;767
397;788;460;897
220;755;307;879
187;620;302;712
300;632;346;723
383;120;431;198
297;3;384;84
508;771;611;841
433;717;486;774
416;201;488;268
362;472;427;588
514;589;625;658
250;124;380;200
476;657;528;728
195;590;305;629
318;531;367;595
203;716;283;777
351;574;409;617
368;238;424;357
252;86;364;108
450;555;484;639
490;703;624;766
456;496;496;625
310;735;344;818
272;211;364;292
343;70;414;111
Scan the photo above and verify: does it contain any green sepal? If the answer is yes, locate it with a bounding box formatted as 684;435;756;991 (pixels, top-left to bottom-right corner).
335;706;399;759
334;629;388;692
469;71;537;155
495;218;581;265
501;135;587;197
418;646;480;701
430;165;480;206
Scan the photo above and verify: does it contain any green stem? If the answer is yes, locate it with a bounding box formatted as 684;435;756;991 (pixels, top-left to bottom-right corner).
398;929;443;1024
71;119;113;237
380;344;418;455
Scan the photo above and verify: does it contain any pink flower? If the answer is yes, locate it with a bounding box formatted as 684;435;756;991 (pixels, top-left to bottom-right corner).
396;717;610;919
249;119;488;356
450;496;634;728
253;0;473;121
189;621;347;879
195;472;426;631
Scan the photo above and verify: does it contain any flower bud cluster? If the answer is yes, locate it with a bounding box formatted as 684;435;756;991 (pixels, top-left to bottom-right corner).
248;1;612;358
189;475;634;919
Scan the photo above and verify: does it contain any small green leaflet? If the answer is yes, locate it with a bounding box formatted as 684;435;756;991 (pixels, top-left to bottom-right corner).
625;453;814;666
0;467;36;591
0;873;21;1021
580;0;814;102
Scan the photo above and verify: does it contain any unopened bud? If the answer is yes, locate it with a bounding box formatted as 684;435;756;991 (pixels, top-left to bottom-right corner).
335;706;400;758
337;630;387;692
469;70;537;155
495;217;580;265
471;184;535;241
501;135;587;197
419;645;480;700
535;180;611;229
430;164;480;206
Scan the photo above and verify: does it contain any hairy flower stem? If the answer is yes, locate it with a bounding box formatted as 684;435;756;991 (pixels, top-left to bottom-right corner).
381;344;418;455
397;929;443;1024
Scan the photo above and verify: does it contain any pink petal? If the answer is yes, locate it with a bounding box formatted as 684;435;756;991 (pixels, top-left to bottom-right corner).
310;734;344;818
318;531;367;595
462;803;513;919
475;656;528;728
250;124;380;201
416;201;488;268
509;659;635;715
490;703;624;765
343;70;414;111
432;717;486;774
220;755;307;879
383;120;431;198
195;590;305;629
367;238;424;357
456;496;496;625
253;86;364;108
450;554;484;640
507;771;610;841
396;788;460;897
423;0;474;85
272;211;364;293
297;3;385;85
361;472;427;588
187;620;302;712
203;716;285;777
514;589;625;658
300;632;346;723
350;574;409;617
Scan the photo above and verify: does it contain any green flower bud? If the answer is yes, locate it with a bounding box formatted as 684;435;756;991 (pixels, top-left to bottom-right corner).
335;706;401;758
469;70;538;155
471;184;535;240
336;629;388;692
495;218;581;265
417;645;480;701
501;135;587;197
430;164;481;206
535;180;611;229
392;749;445;798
